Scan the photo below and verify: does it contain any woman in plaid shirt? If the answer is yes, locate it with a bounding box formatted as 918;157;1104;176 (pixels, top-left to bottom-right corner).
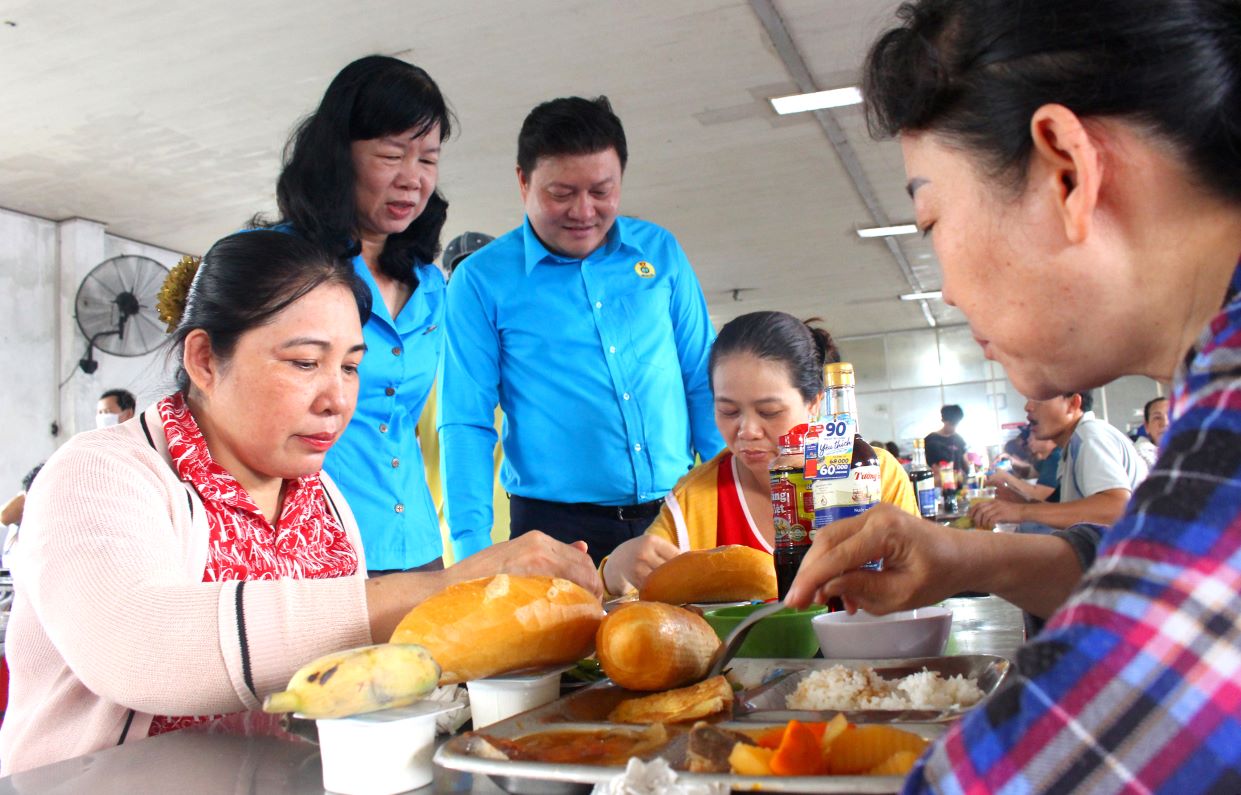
788;0;1241;791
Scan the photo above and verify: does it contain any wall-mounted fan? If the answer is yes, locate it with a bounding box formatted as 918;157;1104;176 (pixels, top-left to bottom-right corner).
74;255;169;373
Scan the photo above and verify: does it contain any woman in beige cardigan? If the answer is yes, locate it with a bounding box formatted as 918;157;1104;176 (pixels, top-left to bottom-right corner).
0;231;600;774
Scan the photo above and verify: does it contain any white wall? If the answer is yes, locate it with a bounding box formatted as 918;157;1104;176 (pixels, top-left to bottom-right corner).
0;208;184;493
838;326;1164;460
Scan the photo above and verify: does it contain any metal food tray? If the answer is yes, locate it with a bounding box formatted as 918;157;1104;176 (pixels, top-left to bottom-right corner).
441;664;963;793
437;718;945;794
736;655;1010;724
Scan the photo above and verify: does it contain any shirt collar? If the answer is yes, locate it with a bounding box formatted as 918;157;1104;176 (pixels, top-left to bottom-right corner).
520;216;639;274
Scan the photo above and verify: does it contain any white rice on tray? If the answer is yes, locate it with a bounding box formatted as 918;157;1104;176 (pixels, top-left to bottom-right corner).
786;665;984;711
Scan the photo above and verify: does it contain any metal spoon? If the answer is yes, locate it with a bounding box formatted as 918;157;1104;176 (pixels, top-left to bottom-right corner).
704;600;786;679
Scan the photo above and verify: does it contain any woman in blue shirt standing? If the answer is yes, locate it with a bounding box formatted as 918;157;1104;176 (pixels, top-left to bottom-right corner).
263;56;452;574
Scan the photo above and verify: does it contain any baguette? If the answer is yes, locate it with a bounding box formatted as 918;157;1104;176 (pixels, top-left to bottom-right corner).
596;601;721;691
639;545;777;604
389;574;603;684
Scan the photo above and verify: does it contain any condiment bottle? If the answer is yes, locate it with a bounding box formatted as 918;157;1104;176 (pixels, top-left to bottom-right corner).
811;363;882;526
771;426;811;599
909;438;937;519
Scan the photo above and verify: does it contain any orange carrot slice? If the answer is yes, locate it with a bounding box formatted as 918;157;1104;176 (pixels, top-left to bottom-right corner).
770;720;827;776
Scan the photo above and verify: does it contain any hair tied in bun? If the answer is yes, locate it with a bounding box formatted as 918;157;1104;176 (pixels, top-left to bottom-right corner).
157;254;201;333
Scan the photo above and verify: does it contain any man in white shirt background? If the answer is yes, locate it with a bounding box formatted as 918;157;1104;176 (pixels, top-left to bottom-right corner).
970;391;1148;529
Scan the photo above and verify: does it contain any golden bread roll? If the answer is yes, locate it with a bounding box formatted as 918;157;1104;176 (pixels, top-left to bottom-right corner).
608;675;734;724
389;574;603;684
639;545;777;604
596;601;721;691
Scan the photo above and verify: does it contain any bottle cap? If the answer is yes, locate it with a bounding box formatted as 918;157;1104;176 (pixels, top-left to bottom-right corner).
778;424;807;448
824;362;856;387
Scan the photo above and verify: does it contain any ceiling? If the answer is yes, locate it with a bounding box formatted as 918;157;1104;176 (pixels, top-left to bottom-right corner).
0;0;961;337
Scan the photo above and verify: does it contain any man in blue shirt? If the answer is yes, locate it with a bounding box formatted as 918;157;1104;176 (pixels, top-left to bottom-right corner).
439;96;724;565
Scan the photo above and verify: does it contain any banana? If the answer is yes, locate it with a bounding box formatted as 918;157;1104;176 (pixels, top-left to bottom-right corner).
262;643;441;719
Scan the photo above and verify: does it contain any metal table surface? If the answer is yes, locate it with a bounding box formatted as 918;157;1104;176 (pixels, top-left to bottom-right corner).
0;596;1025;795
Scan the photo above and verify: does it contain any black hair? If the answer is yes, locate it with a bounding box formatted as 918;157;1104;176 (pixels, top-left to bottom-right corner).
99;388;136;413
265;56;455;285
516;96;628;177
863;0;1241;203
21;464;43;493
941;404;964;424
709;311;837;404
170;231;372;392
1063;390;1095;413
1144;395;1169;423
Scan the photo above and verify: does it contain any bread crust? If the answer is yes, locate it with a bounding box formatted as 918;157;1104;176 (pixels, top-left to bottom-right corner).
596;602;721;691
389;574;603;684
639;545;777;604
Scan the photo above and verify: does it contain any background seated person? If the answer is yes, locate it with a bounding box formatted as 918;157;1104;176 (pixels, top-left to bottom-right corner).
603;311;916;596
0;232;600;775
970;391;1145;529
96;388;136;428
987;427;1060;503
1133;396;1170;468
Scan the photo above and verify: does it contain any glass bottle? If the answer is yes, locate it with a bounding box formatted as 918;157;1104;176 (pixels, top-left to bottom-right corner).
810;363;882;526
771;426;811;600
910;439;937;519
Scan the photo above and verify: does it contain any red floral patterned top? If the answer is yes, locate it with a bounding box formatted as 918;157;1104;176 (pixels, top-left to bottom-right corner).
148;392;358;736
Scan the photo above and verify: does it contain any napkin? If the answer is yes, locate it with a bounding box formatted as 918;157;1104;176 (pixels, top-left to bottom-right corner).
424;684;471;734
591;757;728;795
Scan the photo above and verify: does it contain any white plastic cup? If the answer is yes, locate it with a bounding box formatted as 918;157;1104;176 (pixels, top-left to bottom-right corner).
465;669;563;729
312;702;457;795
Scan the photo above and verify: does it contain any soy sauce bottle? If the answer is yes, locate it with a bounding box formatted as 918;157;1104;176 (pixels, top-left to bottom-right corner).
910;439;937;519
771;426;810;599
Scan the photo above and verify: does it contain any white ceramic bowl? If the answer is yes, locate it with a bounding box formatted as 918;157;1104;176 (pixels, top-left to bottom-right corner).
812;606;953;659
311;701;460;795
465;667;564;729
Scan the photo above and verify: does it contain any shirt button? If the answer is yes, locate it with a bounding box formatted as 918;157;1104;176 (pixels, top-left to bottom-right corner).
634;443;642;452
623;392;631;400
379;423;388;433
609;346;617;354
385;386;396;396
391;458;400;468
394;503;405;514
594;301;603;309
392;347;402;356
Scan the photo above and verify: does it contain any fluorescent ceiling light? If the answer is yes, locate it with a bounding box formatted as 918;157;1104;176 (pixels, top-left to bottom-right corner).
770;86;863;115
857;224;918;238
899;290;943;302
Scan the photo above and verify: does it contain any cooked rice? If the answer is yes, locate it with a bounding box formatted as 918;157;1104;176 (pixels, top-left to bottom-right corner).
786;665;984;711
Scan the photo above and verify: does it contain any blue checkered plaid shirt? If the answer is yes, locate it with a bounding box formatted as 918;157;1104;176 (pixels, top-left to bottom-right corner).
907;256;1241;793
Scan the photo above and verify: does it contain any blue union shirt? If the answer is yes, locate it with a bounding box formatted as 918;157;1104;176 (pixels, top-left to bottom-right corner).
321;253;445;570
439;216;724;560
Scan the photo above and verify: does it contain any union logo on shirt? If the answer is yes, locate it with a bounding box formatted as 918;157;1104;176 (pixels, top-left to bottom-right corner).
634;261;656;278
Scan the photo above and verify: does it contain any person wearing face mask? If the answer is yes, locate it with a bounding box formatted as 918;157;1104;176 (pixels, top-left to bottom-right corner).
602;312;917;596
95;388;135;429
439;96;725;566
255;56;453;576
